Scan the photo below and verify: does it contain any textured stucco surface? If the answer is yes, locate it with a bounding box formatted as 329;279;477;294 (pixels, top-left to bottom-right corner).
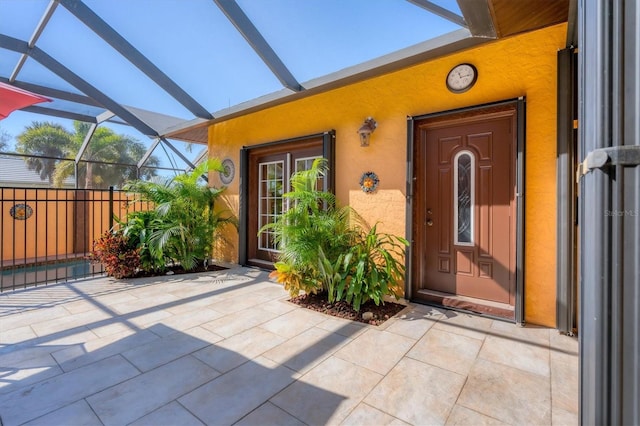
208;23;567;327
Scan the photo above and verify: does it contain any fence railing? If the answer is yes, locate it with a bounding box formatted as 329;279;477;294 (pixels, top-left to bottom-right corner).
0;187;150;291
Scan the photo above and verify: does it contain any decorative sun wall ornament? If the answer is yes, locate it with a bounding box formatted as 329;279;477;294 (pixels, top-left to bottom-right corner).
10;203;33;220
360;171;379;193
219;158;235;184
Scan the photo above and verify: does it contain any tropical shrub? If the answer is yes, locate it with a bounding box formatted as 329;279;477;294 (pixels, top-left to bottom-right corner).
88;230;140;279
263;158;360;295
116;210;166;273
122;159;236;272
340;225;408;311
263;159;408;311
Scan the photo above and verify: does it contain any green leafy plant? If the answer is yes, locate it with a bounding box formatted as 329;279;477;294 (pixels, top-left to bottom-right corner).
88;230;140;279
341;224;408;311
116;211;166;273
122;159;237;272
262;159;408;311
263;158;359;296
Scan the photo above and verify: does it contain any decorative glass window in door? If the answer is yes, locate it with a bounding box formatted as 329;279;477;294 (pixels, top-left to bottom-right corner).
454;150;474;245
295;156;323;190
258;160;284;252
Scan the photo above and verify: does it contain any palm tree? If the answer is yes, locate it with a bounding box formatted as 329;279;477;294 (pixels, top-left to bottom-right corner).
53;122;158;189
15;122;72;183
0;128;11;152
16;121;158;188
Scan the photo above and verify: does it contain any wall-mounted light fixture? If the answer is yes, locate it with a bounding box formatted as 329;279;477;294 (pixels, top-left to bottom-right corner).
357;117;377;147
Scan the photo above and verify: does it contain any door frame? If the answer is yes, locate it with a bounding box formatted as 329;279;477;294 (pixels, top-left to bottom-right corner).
405;98;526;324
239;131;336;268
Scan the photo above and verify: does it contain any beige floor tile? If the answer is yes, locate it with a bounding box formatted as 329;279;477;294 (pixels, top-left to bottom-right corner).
260;299;299;315
0;324;38;344
208;293;274;314
457;358;551;425
24;400;103;426
384;308;440;340
122;326;211;371
88;321;137;338
550;331;579;354
110;293;178;315
432;312;492;340
63;298;102;315
182;325;225;344
407;328;483;375
87;355;219;425
316;317;368;338
341;403;410;425
0;355;139;425
149;307;224;337
52;328;159;372
179;356;295;425
364;357;466;425
445;405;508;425
94;291;139;307
235;402;305;426
259;308;328;338
1;305;70;330
334;328;415;374
490;320;551;344
194;327;286;373
479;334;550;376
249;284;291;300
272;356;382;425
551;346;579;414
0;351;62;395
127;309;173;328
552;406;579;426
163;295;223;314
130;401;205;426
263;327;352;374
201;306;279;338
30;309;112;337
0;329;100;367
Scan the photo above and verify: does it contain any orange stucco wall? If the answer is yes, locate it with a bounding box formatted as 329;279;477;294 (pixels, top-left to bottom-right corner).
208;23;566;327
1;189;143;263
1;188;74;261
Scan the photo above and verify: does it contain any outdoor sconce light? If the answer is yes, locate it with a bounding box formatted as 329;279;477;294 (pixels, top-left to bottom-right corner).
357;117;377;147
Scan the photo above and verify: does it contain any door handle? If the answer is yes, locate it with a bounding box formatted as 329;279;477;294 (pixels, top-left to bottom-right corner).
426;219;433;227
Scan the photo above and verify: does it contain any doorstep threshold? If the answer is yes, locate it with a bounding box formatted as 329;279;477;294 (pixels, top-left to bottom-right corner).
415;289;515;322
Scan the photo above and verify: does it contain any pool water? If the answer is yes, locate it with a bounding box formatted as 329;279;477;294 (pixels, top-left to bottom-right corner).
0;260;104;291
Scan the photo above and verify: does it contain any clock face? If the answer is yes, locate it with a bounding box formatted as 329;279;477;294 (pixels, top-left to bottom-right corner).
446;63;477;93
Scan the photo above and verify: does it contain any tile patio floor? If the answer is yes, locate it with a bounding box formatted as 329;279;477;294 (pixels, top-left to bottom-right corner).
0;266;579;425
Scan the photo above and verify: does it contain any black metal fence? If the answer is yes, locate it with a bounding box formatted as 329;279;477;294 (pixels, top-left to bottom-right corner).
0;187;150;291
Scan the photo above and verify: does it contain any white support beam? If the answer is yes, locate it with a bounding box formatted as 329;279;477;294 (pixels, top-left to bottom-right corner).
75;123;97;163
10;0;59;82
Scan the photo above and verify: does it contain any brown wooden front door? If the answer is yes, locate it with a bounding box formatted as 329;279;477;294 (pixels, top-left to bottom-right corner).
412;105;517;309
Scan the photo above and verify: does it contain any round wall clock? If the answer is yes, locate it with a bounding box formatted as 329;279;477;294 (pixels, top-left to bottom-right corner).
446;63;478;93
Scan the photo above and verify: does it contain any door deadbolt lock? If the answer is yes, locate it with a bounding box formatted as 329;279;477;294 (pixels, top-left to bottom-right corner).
427;208;433;215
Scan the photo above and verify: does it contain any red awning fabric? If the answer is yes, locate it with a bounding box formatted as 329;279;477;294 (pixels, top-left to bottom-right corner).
0;82;51;120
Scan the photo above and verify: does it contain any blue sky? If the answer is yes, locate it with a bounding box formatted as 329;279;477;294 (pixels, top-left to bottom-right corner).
0;0;462;167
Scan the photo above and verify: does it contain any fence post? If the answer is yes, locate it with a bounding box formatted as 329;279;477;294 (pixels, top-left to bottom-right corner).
108;186;114;231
